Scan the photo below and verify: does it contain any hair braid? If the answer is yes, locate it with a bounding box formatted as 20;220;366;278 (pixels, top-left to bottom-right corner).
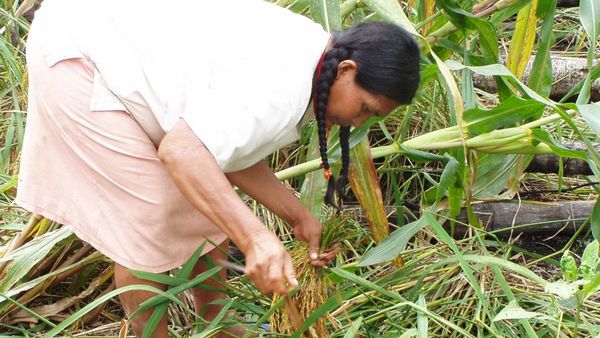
335;125;351;204
315;47;350;207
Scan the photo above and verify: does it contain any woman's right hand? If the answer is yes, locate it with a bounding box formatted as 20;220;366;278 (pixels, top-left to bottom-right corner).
242;230;298;294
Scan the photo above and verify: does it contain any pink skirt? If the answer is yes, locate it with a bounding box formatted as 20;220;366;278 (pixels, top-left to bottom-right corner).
16;34;227;272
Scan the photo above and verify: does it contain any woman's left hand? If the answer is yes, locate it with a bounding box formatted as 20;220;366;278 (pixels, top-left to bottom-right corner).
292;213;335;267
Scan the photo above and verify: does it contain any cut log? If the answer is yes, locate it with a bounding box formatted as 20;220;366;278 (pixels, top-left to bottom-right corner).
456;200;594;235
557;0;579;7
526;142;599;176
349;200;594;237
473;55;600;102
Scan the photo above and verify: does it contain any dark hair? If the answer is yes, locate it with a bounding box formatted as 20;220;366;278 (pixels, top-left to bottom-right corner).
315;21;420;208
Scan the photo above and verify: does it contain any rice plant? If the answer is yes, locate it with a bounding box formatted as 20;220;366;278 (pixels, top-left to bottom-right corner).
1;0;600;337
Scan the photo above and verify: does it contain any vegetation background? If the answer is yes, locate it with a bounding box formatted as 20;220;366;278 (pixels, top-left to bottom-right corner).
1;0;600;337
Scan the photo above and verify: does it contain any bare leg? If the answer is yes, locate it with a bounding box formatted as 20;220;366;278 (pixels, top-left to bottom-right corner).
114;263;170;338
191;240;251;337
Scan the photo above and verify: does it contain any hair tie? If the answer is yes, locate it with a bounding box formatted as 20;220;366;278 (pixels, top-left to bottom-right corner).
323;168;332;180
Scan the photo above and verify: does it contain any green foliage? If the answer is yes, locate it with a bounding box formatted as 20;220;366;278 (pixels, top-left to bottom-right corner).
561;250;578;282
2;0;600;336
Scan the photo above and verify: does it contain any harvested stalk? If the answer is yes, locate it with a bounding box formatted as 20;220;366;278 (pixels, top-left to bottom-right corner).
269;216;351;337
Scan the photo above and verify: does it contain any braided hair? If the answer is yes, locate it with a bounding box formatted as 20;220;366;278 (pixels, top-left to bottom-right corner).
314;21;420;208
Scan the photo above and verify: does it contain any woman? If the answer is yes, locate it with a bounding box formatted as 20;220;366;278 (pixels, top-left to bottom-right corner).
16;0;420;336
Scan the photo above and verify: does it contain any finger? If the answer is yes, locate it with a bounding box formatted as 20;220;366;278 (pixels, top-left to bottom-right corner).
283;257;298;291
310;259;328;267
308;236;320;261
318;251;337;261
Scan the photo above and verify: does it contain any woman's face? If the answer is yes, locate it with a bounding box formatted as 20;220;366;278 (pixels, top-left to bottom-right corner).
325;60;399;128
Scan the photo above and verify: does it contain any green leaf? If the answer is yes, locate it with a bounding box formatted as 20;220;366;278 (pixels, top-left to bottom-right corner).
546;280;581;299
528;0;556;96
416;294;428;338
42;284;185;337
130;270;189;287
560;251;578;282
436;0;498;63
591;197;600;241
472;153;521;200
578;0;600;104
398;328;418;338
135;266;221;312
178;241;207;279
581;272;600;297
0;175;17;194
579;104;600;139
331;267;403;300
580;0;600;43
436;155;459;202
0;228;73;294
142;302;170;338
493;300;552;321
432;51;465;130
343;317;363;338
530;129;587;160
358;216;428;266
445;60;553;106
400;145;447;163
362;0;418;35
464;96;545;135
310;0;341;32
579;240;599;280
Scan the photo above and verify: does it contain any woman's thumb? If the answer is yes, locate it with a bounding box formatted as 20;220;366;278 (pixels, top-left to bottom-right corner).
309;238;320;261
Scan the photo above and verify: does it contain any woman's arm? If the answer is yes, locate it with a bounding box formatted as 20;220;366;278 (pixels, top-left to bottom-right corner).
158;120;297;294
225;160;323;261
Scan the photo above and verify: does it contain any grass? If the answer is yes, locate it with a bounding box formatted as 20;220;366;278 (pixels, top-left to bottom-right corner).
1;0;600;337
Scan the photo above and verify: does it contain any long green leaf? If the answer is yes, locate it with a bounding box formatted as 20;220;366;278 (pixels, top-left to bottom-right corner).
310;0;341;32
528;0;556;96
464;96;545;135
42;285;185;337
591;197;600;241
0;228;72;295
358;216;428;266
343;317;363;338
362;0;418;35
579;104;600;139
577;0;600;104
580;0;600;44
436;0;498;63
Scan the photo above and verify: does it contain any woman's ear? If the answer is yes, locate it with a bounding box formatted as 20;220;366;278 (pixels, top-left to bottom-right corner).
336;60;358;79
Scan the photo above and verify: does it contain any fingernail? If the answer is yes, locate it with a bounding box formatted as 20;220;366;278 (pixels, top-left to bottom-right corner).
310;253;318;260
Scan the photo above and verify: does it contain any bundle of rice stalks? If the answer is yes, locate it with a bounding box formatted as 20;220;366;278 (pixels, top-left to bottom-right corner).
269;214;352;337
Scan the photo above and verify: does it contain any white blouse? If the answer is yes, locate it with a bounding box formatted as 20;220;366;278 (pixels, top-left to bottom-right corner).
32;0;330;172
